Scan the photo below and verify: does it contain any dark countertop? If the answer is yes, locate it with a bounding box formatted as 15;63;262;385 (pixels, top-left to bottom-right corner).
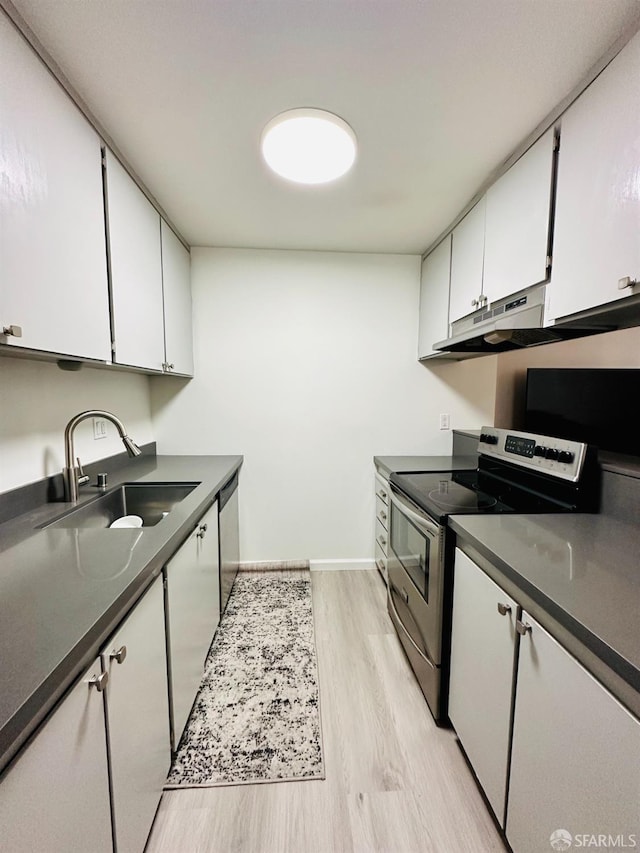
374;455;478;479
0;454;242;774
449;513;640;718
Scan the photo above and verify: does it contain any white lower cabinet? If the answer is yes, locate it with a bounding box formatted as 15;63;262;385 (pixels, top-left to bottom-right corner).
0;658;112;853
449;549;518;826
507;611;640;853
101;574;170;853
374;473;390;584
165;500;221;750
450;548;640;853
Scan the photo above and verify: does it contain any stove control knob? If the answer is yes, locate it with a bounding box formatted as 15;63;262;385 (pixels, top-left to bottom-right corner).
480;433;488;443
558;450;574;464
545;448;559;461
485;434;498;445
534;445;546;457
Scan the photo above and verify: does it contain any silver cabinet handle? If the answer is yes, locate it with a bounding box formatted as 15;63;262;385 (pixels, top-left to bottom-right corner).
110;645;127;664
377;490;388;501
375;559;385;573
618;276;638;290
2;324;22;337
162;362;175;371
497;602;512;616
196;523;208;539
471;298;479;307
516;619;532;636
377;535;386;546
89;671;109;692
379;510;387;522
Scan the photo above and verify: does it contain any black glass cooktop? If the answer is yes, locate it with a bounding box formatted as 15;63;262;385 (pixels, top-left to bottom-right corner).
390;469;569;522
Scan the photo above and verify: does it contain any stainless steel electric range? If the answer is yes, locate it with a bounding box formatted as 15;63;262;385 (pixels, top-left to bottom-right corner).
387;426;599;723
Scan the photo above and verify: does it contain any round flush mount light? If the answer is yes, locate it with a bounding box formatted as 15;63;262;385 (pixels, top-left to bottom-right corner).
261;108;357;185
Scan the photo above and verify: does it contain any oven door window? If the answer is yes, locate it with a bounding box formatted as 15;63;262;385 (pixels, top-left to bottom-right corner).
390;502;430;601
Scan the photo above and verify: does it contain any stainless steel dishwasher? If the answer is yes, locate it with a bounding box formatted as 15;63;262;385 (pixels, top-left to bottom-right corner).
218;472;240;615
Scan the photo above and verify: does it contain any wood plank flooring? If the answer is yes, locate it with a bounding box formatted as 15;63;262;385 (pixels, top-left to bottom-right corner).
146;570;506;853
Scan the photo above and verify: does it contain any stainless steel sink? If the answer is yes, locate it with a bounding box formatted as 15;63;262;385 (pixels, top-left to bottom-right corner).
42;482;200;529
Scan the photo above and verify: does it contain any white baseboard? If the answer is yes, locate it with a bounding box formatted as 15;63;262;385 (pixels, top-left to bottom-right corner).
238;559;377;573
238;560;310;571
309;558;376;572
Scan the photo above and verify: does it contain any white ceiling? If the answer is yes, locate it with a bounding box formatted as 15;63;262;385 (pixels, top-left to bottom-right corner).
7;0;640;254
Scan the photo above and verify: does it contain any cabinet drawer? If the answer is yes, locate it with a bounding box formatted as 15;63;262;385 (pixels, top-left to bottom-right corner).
374;475;390;505
374;544;387;580
375;519;389;554
376;495;389;529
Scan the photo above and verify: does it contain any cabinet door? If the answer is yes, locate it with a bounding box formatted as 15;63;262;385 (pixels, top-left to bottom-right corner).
105;149;165;371
448;549;518;826
547;32;640;322
101;574;170;853
0;658;112;853
483;128;554;306
166;500;220;749
449;198;486;323
507;611;640;853
161;220;194;376
418;235;451;357
0;14;111;361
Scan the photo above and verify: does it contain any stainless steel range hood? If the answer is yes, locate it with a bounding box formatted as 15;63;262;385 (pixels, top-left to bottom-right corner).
433;285;612;355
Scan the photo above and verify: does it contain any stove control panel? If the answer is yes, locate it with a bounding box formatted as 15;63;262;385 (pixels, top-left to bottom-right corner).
478;428;587;482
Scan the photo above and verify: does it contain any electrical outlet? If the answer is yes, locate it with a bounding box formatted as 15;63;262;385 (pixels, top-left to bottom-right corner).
93;418;107;440
439;413;450;430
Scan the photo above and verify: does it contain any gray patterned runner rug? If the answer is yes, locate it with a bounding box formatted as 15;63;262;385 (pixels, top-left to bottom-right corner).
165;571;325;788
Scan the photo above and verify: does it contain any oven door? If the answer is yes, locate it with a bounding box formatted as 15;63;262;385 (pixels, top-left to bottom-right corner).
388;488;445;668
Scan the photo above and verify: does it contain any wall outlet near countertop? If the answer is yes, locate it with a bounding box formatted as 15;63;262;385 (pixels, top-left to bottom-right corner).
93;418;107;439
439;413;450;430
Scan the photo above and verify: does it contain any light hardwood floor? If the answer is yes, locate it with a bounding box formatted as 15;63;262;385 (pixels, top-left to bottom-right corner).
146;570;506;853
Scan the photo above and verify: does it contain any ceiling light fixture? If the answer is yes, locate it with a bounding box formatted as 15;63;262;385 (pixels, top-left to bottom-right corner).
261;108;357;185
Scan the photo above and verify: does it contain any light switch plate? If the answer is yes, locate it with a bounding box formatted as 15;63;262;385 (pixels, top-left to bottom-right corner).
93;418;107;440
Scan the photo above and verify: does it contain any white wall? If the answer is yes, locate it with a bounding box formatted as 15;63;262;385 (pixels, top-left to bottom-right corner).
150;248;497;564
0;356;154;494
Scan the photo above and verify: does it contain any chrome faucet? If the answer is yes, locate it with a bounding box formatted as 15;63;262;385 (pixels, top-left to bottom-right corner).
63;410;142;502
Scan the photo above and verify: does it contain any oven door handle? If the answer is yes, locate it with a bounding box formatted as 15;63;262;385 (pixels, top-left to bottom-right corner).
389;488;440;540
387;584;436;671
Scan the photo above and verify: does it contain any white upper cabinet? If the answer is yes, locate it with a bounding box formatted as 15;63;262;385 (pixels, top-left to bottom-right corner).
105;149;165;371
161;220;194;376
483;127;555;306
547;32;640;322
449;198;486;324
447;129;555;328
0;13;111;361
418;235;451;357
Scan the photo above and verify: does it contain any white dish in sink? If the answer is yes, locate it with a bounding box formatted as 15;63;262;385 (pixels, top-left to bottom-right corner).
109;515;143;528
